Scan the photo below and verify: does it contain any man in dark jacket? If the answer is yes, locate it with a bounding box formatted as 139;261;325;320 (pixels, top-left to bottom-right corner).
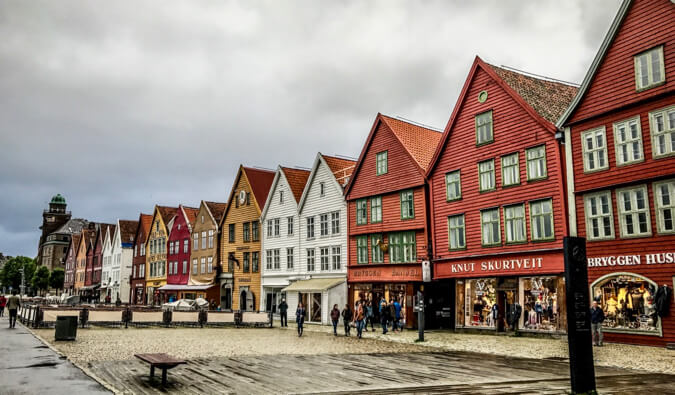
278;299;288;327
590;301;605;346
341;304;353;336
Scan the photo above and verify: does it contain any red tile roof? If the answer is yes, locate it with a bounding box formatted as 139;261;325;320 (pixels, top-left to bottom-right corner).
243;167;276;208
118;220;139;244
138;213;153;243
205;201;227;224
157;206;178;225
488;64;579;124
181;206;199;227
322;155;356;186
379;115;442;172
281;167;311;203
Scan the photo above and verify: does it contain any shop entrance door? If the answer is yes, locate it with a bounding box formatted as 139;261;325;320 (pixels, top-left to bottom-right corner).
496;277;518;332
266;291;278;313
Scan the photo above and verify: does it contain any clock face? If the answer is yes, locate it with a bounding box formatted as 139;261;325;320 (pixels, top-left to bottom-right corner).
239;190;247;204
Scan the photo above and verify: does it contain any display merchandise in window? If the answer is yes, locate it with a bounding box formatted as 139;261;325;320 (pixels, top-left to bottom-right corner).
519;276;565;332
592;274;659;333
456;278;497;328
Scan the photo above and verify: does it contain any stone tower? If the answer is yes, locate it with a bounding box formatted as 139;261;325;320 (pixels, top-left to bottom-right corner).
37;194;72;268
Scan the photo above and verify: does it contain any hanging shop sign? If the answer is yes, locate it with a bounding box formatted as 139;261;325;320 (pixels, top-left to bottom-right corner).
434;252;564;279
422;260;431;283
349;264;422;282
587;251;675;268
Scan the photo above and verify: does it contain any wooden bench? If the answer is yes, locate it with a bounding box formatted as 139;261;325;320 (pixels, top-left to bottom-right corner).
134;353;187;386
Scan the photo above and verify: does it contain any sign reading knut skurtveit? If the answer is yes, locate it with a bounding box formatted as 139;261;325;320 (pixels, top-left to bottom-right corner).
434;251;564;279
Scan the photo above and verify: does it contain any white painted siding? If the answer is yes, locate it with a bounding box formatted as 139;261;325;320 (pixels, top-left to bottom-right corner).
101;228;113;296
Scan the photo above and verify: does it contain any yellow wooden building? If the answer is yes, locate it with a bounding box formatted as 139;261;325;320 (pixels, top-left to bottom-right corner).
145;205;177;305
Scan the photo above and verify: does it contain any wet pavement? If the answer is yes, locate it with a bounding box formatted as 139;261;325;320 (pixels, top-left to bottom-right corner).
0;315;109;395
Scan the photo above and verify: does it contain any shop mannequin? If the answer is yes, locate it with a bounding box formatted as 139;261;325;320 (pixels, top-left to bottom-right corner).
606;296;618;317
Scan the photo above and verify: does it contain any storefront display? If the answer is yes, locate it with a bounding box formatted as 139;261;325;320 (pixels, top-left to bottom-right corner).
519;276;565;332
352;283;409;325
591;273;660;334
456;278;497;328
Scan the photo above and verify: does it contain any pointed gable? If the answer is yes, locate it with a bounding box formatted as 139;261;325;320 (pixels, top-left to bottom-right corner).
243;167;276;208
181;206;199;228
156;206;178;226
322;154;356;186
205;201;227;225
135;213;152;245
379;115;442;172
118;220;139;246
281;167;311;203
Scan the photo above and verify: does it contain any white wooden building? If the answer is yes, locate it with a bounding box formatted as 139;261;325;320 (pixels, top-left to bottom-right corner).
104;220;138;303
100;226;114;300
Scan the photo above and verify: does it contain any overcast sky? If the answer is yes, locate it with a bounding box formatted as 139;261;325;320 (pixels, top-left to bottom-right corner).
0;0;622;258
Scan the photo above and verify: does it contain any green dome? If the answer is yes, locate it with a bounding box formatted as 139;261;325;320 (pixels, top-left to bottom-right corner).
50;194;66;205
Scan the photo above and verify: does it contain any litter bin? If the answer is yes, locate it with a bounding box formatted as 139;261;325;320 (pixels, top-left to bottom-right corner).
55;316;78;341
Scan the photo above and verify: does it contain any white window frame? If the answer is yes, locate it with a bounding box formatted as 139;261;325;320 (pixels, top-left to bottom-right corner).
287;216;294;236
274;218;280;237
478;159;495;192
306;248;315;272
649;106;675;158
287;247;294;270
584;191;615;241
306;217;315;239
504;204;526;244
501;154;519;187
320;247;330;271
266;249;273;270
192;258;198;274
208;230;214;248
530;199;555;241
475;110;493;145
200;257;206;274
634;46;665;91
193;233;198;250
613;116;644;166
581;127;609;173
526;145;547;181
320;214;329;236
447;214;466;250
207;257;213;273
331;246;341;270
331;211;340;234
616;185;651;238
480;208;501;246
445;170;462;200
376;151;388;175
273;249;280;269
653;179;675;235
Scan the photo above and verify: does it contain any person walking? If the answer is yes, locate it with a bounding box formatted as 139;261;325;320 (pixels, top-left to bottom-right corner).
278;298;288;327
590;301;605;346
341;303;352;336
295;302;306;337
393;298;402;332
7;290;21;328
330;304;340;336
354;301;365;339
388;299;397;332
365;301;374;332
379;298;388;334
0;294;6;317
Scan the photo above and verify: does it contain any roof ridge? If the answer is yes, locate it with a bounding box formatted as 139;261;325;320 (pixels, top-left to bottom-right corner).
489;63;580;87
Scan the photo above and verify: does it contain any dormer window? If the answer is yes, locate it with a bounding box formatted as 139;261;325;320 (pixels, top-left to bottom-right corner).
635;46;665;91
280;191;284;204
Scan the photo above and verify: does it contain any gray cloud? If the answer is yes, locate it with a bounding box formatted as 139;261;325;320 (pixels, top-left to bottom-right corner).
0;0;621;257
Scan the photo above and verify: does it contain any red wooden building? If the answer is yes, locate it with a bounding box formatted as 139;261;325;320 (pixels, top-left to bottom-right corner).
558;0;675;346
427;56;578;333
345;114;442;328
130;213;152;305
162;205;199;301
92;223;115;302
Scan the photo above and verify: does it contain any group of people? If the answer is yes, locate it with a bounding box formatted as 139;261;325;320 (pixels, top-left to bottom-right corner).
329;297;402;339
0;290;22;328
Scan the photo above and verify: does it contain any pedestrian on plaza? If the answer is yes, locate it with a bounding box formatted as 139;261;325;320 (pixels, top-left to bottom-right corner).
393;298;402;332
354;301;365;339
0;294;6;317
365;301;375;332
389;299;397;332
7;289;21;328
330;304;340;336
295;302;306;337
590;301;605;346
379;298;388;334
278;298;288;327
341;303;353;336
105;294;111;304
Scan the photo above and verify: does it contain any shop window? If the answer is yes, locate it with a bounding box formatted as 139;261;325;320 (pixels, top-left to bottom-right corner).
445;170;462;200
501;154;519;187
370;234;383;263
634;46;665;91
376;151;388;175
654;179;675;234
530;199;554;241
581;127;608;172
447;214;466;250
480;208;501;246
400;190;414;220
649;106;675;158
526;145;547;181
475;110;493;145
591;273;660;334
613;116;643;165
456;278;497;328
616;185;651;238
504;204;526;243
584;191;615;240
389;231;416;263
478;159;495;192
356;236;368;264
519;276;565;332
370;197;382;223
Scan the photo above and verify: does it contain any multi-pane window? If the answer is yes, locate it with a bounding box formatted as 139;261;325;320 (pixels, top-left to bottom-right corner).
445;171;462;200
582;128;608;172
504;204;526;243
243;222;250;242
614;117;643;165
526;145;547;180
649;106;675;158
401;190;414;219
370;197;382;223
287;216;294;236
320;214;329;236
501;154;519;187
447;215;466;250
183;239;188;253
252;252;259;272
267;220;273;237
371;234;383;263
287;247;294;270
228;224;235;243
634;46;665;90
192;258;198;274
208;230;214;248
331;246;341;270
306;217;315;239
331;212;340;234
273;249;280;269
201;257;206;274
654;180;675;234
357;236;368;264
193;233;199;250
140;244;145;256
243;252;250;272
478;160;495;191
320;247;330;271
266;250;273;270
389;232;416;263
252;221;259;241
306;249;315;271
201;231;207;249
530;199;554;241
169;242;174;255
616;186;651;237
207;257;213;273
481;208;501;246
356;199;368;225
274;218;280;237
584;192;615;240
376;151;388;175
475;110;493;145
183;260;187;274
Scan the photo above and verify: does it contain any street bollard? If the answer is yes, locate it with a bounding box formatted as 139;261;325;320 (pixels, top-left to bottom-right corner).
417;302;424;342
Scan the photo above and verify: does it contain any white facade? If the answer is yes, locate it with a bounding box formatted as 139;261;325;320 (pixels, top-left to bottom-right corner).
101;227;113;300
106;220;134;303
261;154;350;324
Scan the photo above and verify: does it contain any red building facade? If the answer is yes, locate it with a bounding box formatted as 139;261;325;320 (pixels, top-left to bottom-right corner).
345;114;442;329
559;0;675;346
130;213;152;305
427;57;578;333
163;205;199;301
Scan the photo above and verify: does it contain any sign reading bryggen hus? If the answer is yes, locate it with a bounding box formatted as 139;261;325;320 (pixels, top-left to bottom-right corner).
587;251;674;268
434;251;564;279
349;264;422;282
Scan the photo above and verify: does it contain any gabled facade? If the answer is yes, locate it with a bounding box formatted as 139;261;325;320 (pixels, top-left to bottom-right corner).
260;166;310;317
107;219;138;303
90;223;115;302
559;0;675;346
220;166;275;311
145;206;177;305
162;205;201;301
76;228;96;298
427;56;578;332
188;201;227;302
100;225;114;300
345;113;442;328
131;213;152;304
64;234;81;295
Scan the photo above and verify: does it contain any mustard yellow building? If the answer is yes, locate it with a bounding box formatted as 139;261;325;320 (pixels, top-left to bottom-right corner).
145;205;177;305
